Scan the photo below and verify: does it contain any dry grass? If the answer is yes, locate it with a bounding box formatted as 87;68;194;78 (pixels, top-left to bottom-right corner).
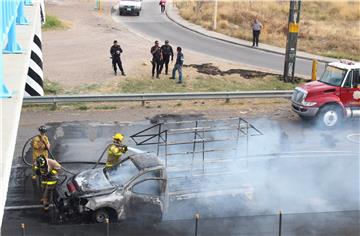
46;69;299;95
42;14;71;31
176;0;360;61
45;61;301;95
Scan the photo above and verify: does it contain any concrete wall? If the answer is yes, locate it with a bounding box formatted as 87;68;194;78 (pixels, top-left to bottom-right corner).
0;1;42;229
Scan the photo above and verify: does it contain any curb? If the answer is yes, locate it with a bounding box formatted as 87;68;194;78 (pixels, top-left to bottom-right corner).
165;3;334;64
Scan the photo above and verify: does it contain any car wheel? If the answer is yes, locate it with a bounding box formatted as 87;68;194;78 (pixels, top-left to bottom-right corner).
136;11;140;16
119;10;123;16
317;104;343;128
93;209;111;223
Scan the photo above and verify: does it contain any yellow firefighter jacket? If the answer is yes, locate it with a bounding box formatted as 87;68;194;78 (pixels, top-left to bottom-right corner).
32;135;50;161
34;158;61;186
106;143;127;168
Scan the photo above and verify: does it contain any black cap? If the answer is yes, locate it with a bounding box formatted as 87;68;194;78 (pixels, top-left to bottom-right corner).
114;40;118;44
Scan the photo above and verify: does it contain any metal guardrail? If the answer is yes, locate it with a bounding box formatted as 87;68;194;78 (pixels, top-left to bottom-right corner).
22;91;293;105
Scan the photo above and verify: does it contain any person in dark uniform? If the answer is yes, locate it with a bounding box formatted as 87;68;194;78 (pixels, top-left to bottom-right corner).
110;40;125;76
150;40;163;79
160;40;173;75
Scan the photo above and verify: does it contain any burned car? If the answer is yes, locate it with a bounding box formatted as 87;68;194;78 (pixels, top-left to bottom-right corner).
54;153;167;223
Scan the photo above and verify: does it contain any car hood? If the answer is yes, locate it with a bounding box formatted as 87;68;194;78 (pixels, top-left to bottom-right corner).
300;81;337;97
120;1;141;7
74;168;113;193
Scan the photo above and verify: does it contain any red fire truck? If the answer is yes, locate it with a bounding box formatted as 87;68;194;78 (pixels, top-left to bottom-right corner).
291;60;360;127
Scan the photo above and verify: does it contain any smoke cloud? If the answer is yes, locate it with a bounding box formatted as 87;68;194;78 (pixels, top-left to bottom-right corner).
42;118;359;234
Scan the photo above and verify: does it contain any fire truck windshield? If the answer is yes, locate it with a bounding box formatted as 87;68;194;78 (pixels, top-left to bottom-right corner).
319;66;348;86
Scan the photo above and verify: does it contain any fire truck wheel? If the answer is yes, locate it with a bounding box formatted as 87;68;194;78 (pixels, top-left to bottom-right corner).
318;104;343;128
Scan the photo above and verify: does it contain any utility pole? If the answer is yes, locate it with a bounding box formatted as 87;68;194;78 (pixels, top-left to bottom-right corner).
95;0;102;14
283;0;301;82
213;0;218;30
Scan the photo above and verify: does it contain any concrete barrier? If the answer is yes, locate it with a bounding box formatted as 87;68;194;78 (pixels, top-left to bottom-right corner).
0;0;43;229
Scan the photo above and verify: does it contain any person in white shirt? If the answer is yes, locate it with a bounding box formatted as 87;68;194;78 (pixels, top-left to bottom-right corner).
252;18;263;47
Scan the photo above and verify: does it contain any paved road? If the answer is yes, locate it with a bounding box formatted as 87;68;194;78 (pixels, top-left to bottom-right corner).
117;0;325;77
1;113;359;235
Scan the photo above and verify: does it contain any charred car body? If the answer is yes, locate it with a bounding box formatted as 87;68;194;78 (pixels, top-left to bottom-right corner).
54;153;167;223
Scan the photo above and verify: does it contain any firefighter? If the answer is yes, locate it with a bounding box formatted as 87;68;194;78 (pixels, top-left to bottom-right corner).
34;155;61;211
106;133;128;168
31;125;51;180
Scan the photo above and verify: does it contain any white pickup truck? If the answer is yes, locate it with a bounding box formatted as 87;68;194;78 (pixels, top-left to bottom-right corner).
119;0;142;16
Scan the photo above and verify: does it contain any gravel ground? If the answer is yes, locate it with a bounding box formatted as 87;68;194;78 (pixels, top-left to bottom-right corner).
21;97;297;126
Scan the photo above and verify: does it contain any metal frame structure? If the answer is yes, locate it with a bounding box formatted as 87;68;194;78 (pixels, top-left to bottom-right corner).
130;117;263;174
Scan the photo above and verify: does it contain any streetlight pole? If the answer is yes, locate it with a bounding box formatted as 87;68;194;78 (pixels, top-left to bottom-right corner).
213;0;218;30
283;0;301;82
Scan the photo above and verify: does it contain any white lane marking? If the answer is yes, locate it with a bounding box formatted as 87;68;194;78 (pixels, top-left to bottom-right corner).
5;204;54;210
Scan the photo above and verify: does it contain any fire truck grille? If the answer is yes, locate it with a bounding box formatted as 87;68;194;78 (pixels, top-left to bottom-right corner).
291;88;306;104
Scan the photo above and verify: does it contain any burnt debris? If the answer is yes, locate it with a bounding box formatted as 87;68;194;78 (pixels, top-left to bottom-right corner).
183;63;303;82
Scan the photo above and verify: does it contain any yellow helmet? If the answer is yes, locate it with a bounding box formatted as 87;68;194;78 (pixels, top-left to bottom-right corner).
113;133;124;142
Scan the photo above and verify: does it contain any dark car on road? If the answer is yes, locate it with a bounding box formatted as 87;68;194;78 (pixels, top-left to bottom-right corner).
119;0;142;16
54;153;167;223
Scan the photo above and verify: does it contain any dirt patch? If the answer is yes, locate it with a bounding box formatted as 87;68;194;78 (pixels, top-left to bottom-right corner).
184;63;304;82
150;113;205;124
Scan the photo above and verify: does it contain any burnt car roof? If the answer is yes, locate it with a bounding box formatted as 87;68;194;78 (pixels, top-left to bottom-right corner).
128;153;163;170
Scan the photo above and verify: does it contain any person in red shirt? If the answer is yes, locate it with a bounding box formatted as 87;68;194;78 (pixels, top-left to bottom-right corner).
159;0;166;13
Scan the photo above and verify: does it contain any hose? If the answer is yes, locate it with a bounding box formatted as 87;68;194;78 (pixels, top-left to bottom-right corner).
91;144;141;169
45;145;76;175
21;135;76;175
92;144;112;169
22;136;113;175
22;135;37;167
58;174;68;185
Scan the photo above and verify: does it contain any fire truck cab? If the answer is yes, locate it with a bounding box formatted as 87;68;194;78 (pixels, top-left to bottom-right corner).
291;59;360;127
